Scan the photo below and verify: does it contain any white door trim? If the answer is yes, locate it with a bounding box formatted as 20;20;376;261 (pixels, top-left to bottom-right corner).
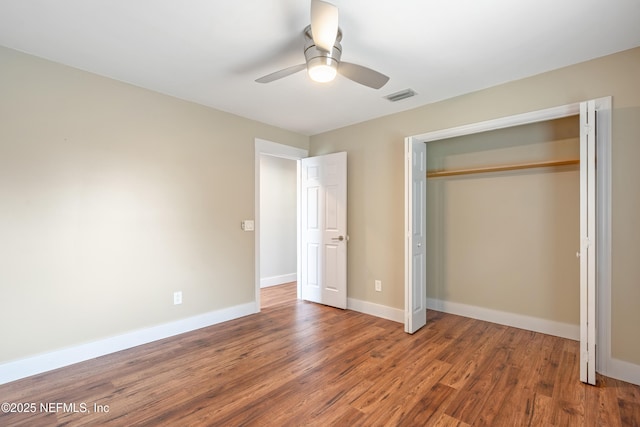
413;103;580;142
255;139;308;311
404;99;612;381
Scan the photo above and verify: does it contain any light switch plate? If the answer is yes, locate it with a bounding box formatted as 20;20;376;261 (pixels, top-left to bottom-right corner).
173;291;182;305
241;220;255;231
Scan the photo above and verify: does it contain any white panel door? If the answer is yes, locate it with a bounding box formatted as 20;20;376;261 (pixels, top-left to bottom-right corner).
300;152;347;309
404;138;427;333
579;100;597;385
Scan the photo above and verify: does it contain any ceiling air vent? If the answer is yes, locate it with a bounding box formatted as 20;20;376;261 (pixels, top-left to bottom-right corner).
384;88;417;102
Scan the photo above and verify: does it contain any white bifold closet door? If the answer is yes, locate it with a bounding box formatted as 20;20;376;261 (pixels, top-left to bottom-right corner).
404;138;427;334
579;100;597;385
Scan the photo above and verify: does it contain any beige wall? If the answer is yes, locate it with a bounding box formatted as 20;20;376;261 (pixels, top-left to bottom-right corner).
0;46;308;364
310;47;640;365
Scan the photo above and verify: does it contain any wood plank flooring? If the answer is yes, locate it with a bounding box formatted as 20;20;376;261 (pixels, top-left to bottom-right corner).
260;281;298;309
1;282;639;426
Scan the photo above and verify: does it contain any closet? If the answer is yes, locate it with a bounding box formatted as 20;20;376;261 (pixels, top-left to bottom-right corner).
405;98;611;385
425;116;580;332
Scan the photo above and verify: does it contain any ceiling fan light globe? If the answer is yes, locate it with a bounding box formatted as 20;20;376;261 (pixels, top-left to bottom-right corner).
309;64;337;82
307;57;338;83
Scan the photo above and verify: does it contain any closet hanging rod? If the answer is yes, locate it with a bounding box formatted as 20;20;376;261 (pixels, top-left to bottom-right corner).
427;159;579;178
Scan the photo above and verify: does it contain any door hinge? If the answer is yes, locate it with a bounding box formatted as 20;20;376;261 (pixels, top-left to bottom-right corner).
584;124;594;135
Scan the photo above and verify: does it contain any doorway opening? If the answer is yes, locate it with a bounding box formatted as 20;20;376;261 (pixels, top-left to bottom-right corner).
259;153;298;310
255;139;308;310
405;98;612;385
255;140;349;312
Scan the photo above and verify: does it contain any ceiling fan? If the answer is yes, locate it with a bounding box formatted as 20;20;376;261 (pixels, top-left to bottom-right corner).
255;0;389;89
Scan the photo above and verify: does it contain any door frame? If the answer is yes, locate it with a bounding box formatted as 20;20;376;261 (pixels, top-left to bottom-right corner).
255;139;308;311
404;98;612;379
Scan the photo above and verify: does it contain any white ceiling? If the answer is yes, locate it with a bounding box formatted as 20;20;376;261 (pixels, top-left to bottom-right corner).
1;0;639;136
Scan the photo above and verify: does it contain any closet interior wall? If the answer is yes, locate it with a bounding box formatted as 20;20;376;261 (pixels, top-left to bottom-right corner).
426;115;580;332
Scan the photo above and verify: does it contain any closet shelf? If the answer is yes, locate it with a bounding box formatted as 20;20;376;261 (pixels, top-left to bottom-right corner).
426;159;580;178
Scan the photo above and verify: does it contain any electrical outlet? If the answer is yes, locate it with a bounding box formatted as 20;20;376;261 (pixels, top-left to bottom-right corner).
173;291;182;305
375;280;382;292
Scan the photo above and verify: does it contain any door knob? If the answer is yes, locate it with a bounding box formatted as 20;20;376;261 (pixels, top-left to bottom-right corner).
332;236;345;241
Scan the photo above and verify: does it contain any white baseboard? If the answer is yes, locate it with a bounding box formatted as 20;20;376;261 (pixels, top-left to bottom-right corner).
0;302;257;385
602;357;640;386
426;298;580;341
6;297;637;388
260;273;297;288
347;298;404;323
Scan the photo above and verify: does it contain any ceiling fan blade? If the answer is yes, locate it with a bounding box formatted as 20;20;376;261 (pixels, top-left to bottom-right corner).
255;64;306;83
338;62;390;89
310;0;338;52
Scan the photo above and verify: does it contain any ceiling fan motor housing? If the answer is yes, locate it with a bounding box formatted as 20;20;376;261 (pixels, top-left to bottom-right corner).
304;25;342;68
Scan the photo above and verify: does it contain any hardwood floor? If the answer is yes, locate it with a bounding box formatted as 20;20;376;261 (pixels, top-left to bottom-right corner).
260;281;297;309
1;284;639;426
